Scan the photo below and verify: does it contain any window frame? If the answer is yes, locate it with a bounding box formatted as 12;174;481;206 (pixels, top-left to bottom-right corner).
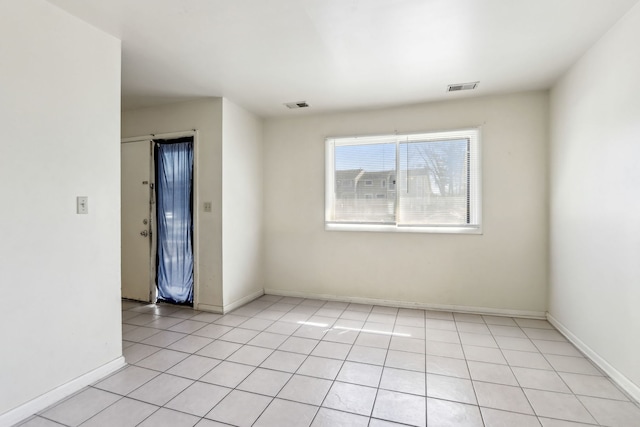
325;128;482;234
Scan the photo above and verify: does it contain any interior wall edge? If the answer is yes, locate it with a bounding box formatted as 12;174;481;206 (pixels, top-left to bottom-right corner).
0;357;126;427
264;288;546;319
547;314;640;404
222;289;265;314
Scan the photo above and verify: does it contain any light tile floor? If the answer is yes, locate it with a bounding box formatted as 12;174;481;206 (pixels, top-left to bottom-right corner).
19;295;640;427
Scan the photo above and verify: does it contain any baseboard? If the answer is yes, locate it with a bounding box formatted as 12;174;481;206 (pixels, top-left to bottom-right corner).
195;289;265;314
223;289;265;313
547;314;640;403
0;356;126;427
195;303;223;314
263;288;546;319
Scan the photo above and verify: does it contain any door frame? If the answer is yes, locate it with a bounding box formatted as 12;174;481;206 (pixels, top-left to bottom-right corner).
121;129;199;307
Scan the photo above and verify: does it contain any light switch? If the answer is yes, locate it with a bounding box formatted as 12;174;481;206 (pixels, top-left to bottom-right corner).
77;196;88;214
203;202;212;212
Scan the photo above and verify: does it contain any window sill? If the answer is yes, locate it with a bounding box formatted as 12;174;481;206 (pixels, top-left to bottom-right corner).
325;222;482;234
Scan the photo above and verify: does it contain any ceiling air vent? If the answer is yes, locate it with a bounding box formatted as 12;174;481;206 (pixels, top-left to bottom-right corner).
447;82;479;92
284;101;309;109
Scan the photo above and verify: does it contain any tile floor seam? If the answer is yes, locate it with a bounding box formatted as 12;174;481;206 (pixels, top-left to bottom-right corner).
451;311;485;427
166;299;617;427
523;329;609;426
311;313;368;422
366;310;396;423
63;394;134;427
498;317;604;426
486;314;599;426
484;313;539;424
32;413;72;427
129;402;162;427
94;365;163;398
196;324;275;425
21;297;640;427
265;328;326;422
200;297;322;426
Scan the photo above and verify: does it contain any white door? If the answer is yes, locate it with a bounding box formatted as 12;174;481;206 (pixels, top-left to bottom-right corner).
121;140;154;302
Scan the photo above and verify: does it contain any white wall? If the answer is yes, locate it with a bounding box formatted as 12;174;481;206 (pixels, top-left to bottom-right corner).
222;99;264;308
0;0;122;419
264;92;548;315
549;2;640;398
121;99;224;311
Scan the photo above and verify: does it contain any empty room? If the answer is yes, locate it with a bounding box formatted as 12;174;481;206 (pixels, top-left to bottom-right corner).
1;0;639;426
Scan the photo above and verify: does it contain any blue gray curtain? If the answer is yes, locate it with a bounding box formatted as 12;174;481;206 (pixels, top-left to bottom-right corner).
154;137;194;304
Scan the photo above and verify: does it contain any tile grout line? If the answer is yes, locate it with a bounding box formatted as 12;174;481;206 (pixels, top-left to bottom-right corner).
306;303;351;426
512;320;605;426
481;314;539;426
125;300;568;426
30;299;632;427
205;296;284;425
451;313;486;427
126;297;283;426
280;298;344;426
364;306;397;426
314;302;378;425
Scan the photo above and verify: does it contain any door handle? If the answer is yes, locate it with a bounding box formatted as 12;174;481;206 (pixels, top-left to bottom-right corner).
140;230;149;237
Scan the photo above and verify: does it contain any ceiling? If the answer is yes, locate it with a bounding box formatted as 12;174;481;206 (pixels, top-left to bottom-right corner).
48;0;638;117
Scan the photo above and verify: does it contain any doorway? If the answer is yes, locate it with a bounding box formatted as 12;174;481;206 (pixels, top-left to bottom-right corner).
121;133;196;305
154;137;194;304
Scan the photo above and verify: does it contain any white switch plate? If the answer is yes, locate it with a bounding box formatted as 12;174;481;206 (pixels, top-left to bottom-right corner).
77;196;88;214
203;201;212;212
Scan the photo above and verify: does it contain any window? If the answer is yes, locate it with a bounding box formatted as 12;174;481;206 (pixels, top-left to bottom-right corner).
325;129;481;233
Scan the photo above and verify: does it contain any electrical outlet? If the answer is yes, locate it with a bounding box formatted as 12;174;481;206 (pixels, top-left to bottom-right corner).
204;202;212;212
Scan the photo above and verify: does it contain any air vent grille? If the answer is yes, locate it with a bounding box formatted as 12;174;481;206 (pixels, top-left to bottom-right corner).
284;101;309;109
447;82;479;92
